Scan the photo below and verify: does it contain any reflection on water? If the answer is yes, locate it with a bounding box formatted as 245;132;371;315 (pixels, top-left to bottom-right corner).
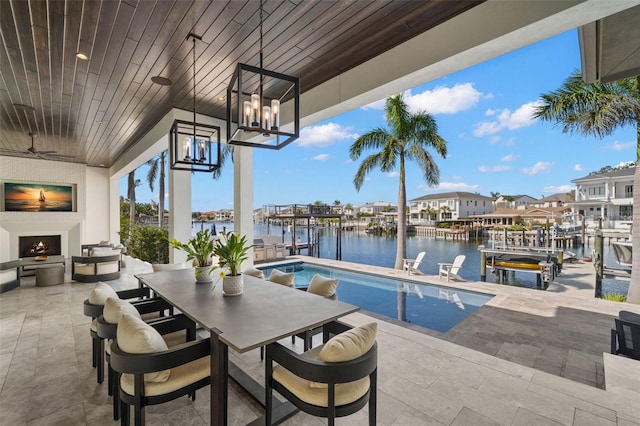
193;222;629;294
5;199;73;212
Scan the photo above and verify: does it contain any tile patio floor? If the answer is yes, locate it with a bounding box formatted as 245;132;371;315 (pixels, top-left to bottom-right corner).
1;256;638;425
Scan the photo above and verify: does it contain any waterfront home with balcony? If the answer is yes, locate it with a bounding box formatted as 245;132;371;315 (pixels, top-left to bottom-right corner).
570;166;634;227
473;206;572;228
532;192;574;208
495;194;538;209
410;191;493;224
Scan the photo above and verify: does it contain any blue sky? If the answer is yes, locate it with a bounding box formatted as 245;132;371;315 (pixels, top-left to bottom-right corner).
122;29;636;213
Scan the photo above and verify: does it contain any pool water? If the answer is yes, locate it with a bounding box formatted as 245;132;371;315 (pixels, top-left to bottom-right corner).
259;262;493;333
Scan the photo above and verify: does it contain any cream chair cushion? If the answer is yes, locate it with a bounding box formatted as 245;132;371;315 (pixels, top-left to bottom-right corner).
272;345;370;407
96;261;120;274
268;269;295;287
88;282;118;305
120;355;209;397
317;322;377;363
243;267;265;279
91;247;120;256
117;314;170;383
307;274;338;297
103;297;141;324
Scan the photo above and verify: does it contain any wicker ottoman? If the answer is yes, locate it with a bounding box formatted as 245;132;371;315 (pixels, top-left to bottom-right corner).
36;265;65;287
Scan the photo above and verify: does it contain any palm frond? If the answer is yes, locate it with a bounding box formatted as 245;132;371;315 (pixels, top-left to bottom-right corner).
211;144;234;180
349;129;390;160
406;145;440;186
534;69;638;139
384;94;411;139
146;157;158;192
353;153;382;191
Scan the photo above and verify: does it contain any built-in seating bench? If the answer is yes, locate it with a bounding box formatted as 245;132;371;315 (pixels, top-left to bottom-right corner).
0;260;21;293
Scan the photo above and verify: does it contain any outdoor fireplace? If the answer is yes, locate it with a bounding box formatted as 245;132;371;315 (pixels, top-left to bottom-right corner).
19;235;62;258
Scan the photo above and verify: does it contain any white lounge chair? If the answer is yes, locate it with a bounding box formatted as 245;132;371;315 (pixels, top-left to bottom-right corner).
438;255;465;282
403;251;425;275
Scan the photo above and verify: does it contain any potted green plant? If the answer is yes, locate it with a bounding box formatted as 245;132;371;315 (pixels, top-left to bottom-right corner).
213;231;250;295
170;229;215;283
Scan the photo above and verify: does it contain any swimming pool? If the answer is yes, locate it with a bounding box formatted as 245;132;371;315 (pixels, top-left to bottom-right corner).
259;262;493;333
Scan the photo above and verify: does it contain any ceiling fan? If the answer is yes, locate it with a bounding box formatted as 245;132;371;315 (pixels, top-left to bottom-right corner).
0;132;74;160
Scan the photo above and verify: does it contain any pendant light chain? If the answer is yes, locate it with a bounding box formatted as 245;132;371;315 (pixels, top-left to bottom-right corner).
193;35;196;141
259;0;263;102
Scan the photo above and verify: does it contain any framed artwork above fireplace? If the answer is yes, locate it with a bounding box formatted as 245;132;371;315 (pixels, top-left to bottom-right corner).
2;181;76;212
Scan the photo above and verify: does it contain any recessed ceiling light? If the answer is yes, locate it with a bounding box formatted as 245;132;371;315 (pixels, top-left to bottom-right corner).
76;52;89;60
218;97;225;102
151;76;172;86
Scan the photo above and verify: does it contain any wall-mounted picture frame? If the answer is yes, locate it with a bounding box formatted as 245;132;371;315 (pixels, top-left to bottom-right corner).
3;181;76;212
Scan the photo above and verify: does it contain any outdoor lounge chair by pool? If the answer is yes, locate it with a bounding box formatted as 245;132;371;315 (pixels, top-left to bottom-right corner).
438;255;466;282
402;251;425;275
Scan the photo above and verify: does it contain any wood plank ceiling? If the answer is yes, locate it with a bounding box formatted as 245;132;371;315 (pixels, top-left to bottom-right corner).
0;0;483;168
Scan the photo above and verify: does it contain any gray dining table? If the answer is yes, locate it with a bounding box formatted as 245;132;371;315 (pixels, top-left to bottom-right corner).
135;269;359;426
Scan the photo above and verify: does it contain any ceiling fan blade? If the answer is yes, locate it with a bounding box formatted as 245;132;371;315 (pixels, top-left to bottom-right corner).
38;150;58;154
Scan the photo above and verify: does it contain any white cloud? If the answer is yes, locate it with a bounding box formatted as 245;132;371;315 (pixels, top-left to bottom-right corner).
473;100;542;136
573;164;583;171
543;185;573;193
479;165;511;172
405;83;483;114
418;181;480;192
388;171;399;178
608;140;635;151
489;136;501;144
522;161;552;176
296;122;358;148
362;83;484;115
500;154;519;162
313;154;330;161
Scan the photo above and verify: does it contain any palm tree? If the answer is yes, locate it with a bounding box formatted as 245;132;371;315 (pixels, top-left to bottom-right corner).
440;205;451;221
490;191;500;210
350;94;447;269
127;170;141;242
425;206;438;222
146;151;166;228
533;70;639;303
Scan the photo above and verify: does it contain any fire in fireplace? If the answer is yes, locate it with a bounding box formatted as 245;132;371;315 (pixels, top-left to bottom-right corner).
19;235;61;258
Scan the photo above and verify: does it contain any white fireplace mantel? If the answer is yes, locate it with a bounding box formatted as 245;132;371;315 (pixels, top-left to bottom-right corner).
1;220;82;260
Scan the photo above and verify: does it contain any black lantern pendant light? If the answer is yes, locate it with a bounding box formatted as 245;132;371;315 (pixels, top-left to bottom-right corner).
226;0;300;149
170;33;221;172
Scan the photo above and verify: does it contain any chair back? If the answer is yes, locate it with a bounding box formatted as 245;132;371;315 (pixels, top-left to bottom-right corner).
450;255;466;274
413;251;426;268
265;321;377;425
614;311;640;360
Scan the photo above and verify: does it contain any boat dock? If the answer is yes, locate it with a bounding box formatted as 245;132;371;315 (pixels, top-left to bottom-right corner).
479;246;562;288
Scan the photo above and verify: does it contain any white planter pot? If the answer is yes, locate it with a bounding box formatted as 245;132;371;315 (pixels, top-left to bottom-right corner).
194;267;213;284
222;274;243;296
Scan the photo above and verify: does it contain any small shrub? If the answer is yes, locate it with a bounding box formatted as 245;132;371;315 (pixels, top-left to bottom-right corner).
127;225;169;264
602;293;627;302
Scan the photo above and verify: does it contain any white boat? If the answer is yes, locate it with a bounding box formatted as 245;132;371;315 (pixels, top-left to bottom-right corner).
611;241;632;266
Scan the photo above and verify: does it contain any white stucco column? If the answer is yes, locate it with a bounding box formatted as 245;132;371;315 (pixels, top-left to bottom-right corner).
169;169;191;263
109;176;120;243
233;146;254;266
